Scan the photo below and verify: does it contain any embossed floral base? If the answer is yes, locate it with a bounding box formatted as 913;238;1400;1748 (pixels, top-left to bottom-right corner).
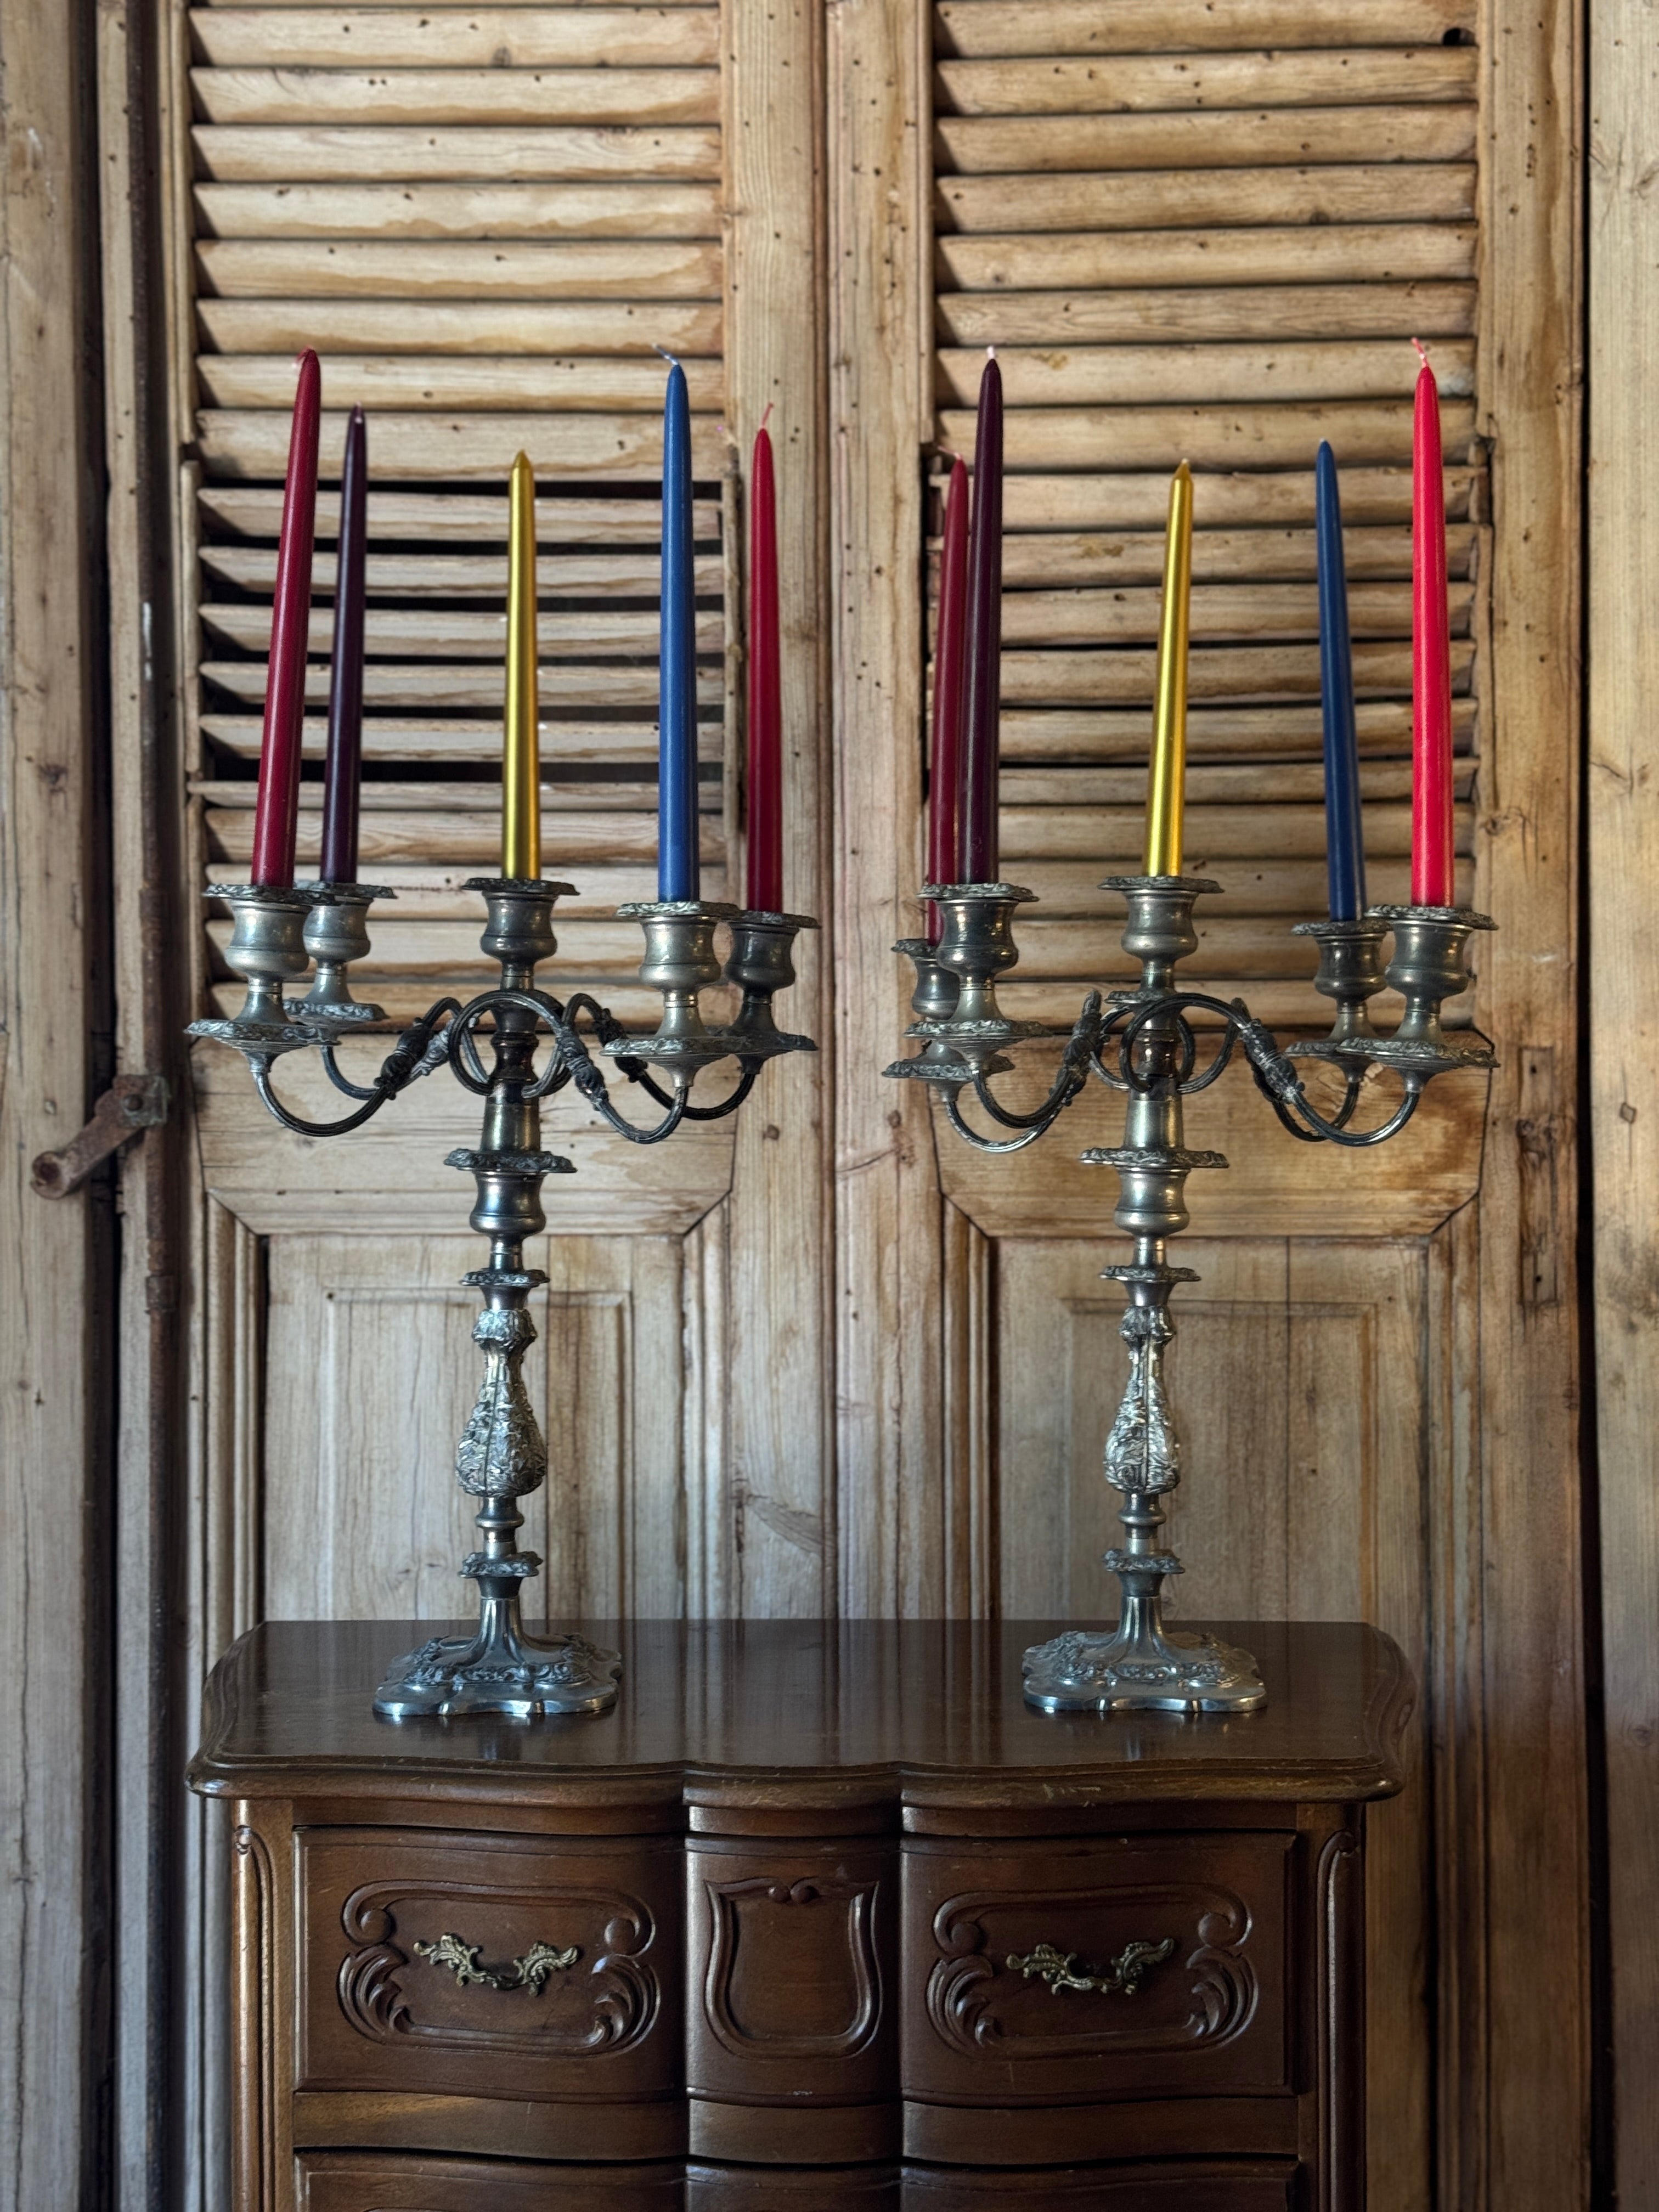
1022;1624;1266;1716
374;1621;622;1719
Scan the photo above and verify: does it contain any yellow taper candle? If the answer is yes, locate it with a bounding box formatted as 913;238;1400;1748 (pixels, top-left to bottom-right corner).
1143;460;1193;877
502;452;540;878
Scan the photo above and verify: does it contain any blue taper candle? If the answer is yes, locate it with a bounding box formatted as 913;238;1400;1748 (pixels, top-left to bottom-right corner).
658;357;699;900
1315;442;1365;921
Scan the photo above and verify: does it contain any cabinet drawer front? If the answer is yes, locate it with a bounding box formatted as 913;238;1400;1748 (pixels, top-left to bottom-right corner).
687;1838;897;2101
297;2150;681;2208
900;2168;1294;2209
902;1833;1291;2104
298;1828;680;2103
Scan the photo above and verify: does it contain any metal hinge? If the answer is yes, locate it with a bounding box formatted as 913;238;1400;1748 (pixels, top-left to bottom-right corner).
31;1073;170;1199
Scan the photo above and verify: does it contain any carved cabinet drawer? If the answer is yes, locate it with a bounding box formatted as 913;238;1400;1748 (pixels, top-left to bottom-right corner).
686;1837;898;2161
902;1832;1291;2108
298;1827;680;2109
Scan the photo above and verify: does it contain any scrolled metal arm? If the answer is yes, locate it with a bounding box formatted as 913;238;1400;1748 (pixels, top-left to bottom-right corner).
941;992;1105;1152
1148;991;1421;1148
253;998;464;1137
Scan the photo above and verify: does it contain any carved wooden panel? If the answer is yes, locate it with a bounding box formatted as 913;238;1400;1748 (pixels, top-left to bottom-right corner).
263;1231;699;1622
298;1827;679;2103
902;1834;1288;2108
687;1841;896;2109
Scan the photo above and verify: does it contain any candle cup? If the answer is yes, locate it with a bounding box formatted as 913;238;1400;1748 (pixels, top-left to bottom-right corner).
885;936;1017;1090
464;877;578;986
292;884;396;1028
1285;916;1391;1065
723;911;819;1059
606;900;742;1076
1363;904;1498;1073
188;884;323;1060
902;880;1057;1070
1099;873;1221;996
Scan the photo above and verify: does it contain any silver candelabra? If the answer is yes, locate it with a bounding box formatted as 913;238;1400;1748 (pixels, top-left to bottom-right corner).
888;875;1494;1716
190;876;816;1719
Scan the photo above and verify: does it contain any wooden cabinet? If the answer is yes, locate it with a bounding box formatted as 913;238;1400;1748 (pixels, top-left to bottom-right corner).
193;1618;1407;2208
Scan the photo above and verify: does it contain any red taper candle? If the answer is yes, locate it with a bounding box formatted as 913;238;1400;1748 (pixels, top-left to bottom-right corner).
250;349;321;887
927;457;970;940
319;404;366;884
958;352;1003;883
745;414;782;912
1409;342;1454;906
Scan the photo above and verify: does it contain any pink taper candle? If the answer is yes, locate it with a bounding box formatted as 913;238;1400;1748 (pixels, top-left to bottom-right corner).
250;349;321;887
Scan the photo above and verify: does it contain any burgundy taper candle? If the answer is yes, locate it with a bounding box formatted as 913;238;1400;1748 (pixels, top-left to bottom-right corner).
745;416;782;913
1409;342;1455;906
319;403;366;884
958;353;1003;882
927;456;970;940
250;349;321;887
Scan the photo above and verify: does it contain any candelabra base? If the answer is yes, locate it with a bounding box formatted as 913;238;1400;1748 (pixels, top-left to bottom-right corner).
374;1596;622;1720
1022;1621;1267;1716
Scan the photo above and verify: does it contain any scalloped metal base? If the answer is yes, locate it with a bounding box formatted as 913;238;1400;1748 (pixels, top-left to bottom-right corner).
1022;1625;1267;1714
375;1622;622;1719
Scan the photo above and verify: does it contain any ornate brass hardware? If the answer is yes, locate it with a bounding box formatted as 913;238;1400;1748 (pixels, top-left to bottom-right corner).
1006;1937;1176;1997
413;1932;579;1994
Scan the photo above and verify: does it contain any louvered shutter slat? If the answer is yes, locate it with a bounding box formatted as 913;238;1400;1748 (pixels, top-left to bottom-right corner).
187;2;732;1018
930;0;1484;1028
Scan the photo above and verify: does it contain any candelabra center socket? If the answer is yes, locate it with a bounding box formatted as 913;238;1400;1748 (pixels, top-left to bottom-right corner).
465;877;577;975
1100;874;1221;995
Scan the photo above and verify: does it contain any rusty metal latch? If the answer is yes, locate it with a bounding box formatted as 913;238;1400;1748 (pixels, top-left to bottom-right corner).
31;1073;170;1198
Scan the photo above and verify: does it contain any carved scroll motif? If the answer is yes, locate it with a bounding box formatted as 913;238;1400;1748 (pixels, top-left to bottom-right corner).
337;1880;657;2057
926;1886;1256;2059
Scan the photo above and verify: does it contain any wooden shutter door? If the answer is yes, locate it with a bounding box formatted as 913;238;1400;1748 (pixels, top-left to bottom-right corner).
832;2;1584;2207
165;0;828;2180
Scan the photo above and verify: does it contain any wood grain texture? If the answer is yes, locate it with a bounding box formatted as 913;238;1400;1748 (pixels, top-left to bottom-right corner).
721;0;834;1617
829;0;948;1615
0;0;109;2198
1470;1;1590;2203
191;1617;1412;1808
1588;3;1657;2203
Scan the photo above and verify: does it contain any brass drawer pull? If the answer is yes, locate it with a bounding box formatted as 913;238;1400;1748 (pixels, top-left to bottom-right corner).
1006;1937;1175;1997
413;1932;579;1994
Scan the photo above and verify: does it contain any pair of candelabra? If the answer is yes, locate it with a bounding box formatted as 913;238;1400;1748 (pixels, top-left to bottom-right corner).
192;864;1492;1719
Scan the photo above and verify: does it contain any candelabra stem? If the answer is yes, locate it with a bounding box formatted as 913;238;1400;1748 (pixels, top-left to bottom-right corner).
1022;877;1266;1716
374;881;621;1719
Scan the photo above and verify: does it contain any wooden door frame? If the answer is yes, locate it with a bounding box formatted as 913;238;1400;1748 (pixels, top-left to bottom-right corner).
0;0;123;2202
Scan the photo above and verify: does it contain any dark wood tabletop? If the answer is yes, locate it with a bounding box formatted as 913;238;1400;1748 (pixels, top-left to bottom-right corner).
190;1618;1411;1816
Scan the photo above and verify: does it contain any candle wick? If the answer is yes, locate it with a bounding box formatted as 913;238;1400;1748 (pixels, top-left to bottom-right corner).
653;343;681;368
1412;336;1431;367
759;401;774;434
986;344;996;360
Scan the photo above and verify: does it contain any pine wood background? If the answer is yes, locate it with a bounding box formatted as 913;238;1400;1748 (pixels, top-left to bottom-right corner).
0;0;1616;2206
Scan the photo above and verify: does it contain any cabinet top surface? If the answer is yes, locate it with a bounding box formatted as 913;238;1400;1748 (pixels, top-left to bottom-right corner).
190;1618;1409;1811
